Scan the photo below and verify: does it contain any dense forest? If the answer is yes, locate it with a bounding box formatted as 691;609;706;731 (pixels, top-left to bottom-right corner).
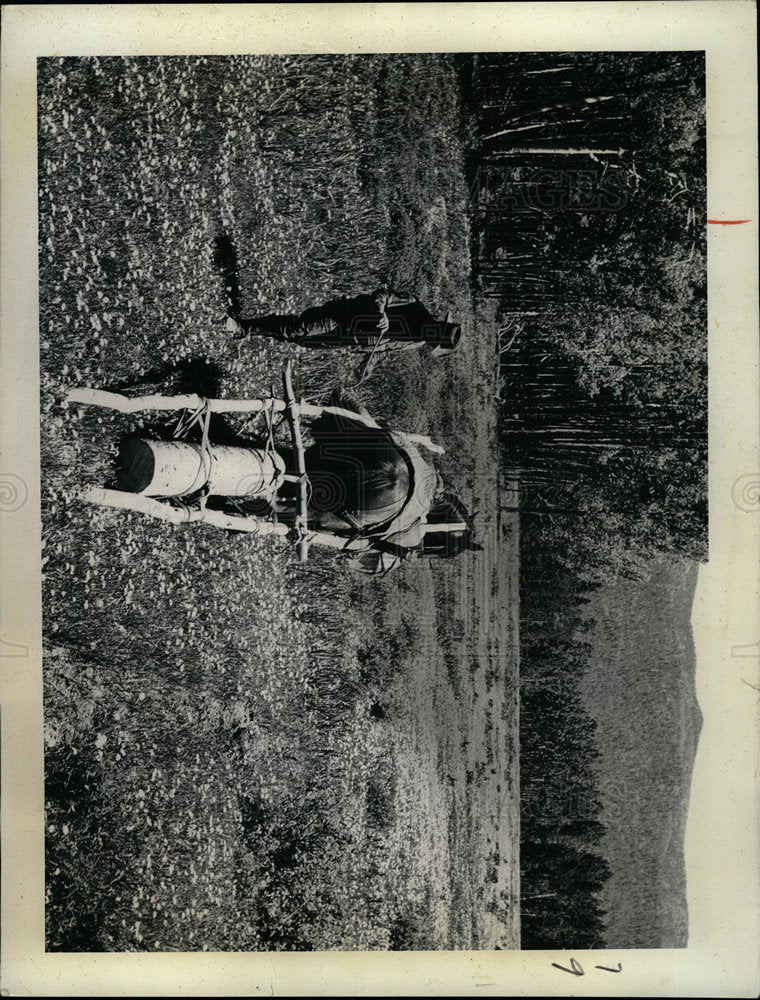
461;51;706;947
466;50;706;582
518;539;610;947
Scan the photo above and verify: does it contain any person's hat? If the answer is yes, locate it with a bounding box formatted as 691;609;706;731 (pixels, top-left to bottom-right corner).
431;312;462;358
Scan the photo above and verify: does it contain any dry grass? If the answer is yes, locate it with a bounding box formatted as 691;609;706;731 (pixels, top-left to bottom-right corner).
39;53;518;952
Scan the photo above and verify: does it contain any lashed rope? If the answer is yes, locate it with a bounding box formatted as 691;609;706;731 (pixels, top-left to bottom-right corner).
68;374;414;560
172;396;213;516
172;393;289;536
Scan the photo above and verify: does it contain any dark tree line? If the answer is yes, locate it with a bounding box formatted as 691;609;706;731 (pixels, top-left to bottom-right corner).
460;50;706;583
519;533;609;948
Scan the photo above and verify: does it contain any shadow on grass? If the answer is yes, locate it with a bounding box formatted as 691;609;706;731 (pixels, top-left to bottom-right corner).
45;745;108;951
212;230;242;319
101;356;256;447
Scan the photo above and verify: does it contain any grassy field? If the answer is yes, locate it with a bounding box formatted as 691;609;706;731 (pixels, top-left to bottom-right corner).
39;55;519;951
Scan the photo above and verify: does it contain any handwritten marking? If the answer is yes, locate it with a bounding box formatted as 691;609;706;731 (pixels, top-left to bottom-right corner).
552;958;585;976
707;219;750;225
553;958;623;976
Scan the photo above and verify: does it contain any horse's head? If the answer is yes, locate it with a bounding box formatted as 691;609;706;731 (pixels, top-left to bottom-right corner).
422;528;483;559
423;490;483;559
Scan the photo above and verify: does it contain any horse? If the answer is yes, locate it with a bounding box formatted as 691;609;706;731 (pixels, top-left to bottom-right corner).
280;407;482;569
298;411;415;535
108;367;481;571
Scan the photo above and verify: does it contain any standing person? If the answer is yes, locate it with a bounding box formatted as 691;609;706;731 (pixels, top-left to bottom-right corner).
227;284;462;378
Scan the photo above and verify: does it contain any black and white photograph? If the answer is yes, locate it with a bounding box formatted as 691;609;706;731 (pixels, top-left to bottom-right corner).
1;2;758;995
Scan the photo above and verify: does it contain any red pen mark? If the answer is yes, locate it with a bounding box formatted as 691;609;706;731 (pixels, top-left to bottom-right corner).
707;219;751;225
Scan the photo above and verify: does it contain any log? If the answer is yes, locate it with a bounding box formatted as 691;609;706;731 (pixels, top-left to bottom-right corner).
282;360;310;563
116;439;284;499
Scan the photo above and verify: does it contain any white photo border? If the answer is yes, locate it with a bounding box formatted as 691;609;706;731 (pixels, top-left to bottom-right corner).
1;3;758;996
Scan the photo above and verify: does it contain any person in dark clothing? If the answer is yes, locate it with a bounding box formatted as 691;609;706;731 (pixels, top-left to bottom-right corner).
228;285;462;378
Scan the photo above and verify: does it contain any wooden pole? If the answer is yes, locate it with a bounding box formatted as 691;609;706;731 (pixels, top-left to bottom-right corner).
65;388;288;415
82;487;372;554
421;522;468;535
82;488;290;535
65;386;375;426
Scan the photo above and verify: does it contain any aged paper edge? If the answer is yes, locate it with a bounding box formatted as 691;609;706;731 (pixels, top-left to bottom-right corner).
1;3;758;996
